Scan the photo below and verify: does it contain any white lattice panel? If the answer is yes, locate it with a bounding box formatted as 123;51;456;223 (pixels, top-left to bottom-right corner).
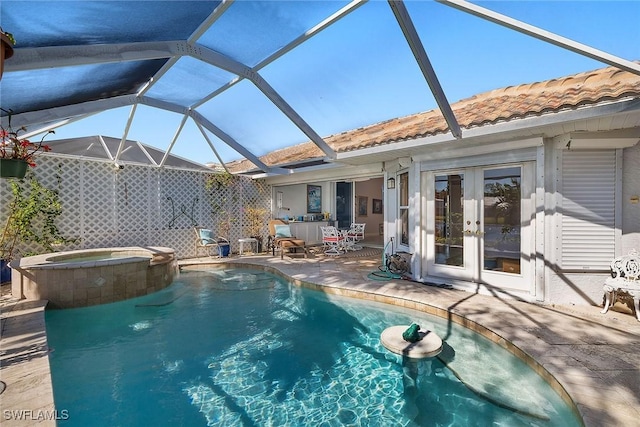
53;159;83;246
1;155;272;260
82;161;117;237
117;165;150;233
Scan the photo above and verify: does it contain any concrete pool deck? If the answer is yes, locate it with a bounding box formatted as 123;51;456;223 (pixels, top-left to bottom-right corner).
1;250;639;426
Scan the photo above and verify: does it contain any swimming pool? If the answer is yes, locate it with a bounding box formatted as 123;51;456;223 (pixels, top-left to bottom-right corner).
45;267;581;426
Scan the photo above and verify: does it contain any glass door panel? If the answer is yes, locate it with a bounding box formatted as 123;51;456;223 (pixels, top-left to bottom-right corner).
434;174;464;267
482;167;521;274
399;172;410;245
336;182;352;229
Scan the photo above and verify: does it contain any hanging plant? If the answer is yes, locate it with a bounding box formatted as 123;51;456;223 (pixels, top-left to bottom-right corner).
1;108;54;178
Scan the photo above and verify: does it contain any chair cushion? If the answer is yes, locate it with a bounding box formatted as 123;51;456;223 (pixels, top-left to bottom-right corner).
198;228;216;244
280;239;305;247
274;224;292;238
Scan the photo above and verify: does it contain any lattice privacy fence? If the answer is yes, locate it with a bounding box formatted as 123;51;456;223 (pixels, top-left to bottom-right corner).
0;156;271;259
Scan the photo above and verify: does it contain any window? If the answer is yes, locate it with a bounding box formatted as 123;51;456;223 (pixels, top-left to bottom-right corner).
398;172;409;245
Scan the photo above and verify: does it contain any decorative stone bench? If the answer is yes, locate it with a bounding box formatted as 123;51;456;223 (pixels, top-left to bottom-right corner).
601;249;640;321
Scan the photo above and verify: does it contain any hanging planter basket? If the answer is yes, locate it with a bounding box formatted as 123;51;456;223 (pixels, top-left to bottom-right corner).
0;31;14;81
0;158;28;179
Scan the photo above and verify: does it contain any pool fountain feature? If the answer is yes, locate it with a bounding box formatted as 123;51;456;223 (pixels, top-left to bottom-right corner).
380;324;443;358
9;247;177;308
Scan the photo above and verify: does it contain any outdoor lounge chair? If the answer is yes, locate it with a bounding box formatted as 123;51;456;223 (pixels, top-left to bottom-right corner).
267;219;308;259
194;226;221;257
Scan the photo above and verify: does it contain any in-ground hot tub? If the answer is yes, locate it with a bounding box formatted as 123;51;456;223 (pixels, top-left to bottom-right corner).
10;247;178;308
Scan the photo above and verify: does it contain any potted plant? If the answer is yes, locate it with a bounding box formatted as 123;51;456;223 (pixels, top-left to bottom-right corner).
0;28;14;81
244;205;269;253
1;108;54;178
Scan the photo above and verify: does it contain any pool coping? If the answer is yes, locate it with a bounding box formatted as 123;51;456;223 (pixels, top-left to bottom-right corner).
1;254;639;426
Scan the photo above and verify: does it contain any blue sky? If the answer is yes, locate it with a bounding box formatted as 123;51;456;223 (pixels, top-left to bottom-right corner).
41;0;640;165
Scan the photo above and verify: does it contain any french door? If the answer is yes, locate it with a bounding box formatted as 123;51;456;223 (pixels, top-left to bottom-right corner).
423;164;534;291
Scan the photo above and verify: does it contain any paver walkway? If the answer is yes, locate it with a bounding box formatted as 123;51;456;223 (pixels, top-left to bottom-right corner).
1;250;639;426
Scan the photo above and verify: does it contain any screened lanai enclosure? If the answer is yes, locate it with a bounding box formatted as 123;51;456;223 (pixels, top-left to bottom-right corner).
1;1;640;308
2;1;638;170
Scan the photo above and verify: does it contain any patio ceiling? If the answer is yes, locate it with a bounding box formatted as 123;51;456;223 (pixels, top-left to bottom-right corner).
1;0;639;175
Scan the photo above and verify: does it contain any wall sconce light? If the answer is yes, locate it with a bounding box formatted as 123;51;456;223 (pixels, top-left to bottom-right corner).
387;177;395;189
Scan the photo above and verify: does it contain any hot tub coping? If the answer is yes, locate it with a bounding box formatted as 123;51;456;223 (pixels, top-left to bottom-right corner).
13;246;175;270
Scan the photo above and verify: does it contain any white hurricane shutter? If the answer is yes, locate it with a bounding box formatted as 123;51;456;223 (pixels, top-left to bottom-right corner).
561;150;616;269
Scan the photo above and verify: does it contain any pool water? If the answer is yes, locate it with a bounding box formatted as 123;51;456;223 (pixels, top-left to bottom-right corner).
45;267;581;426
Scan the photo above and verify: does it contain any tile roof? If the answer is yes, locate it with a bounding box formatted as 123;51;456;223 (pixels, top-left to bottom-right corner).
227;64;640;173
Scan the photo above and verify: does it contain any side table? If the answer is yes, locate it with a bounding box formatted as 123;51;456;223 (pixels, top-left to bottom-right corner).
238;237;258;255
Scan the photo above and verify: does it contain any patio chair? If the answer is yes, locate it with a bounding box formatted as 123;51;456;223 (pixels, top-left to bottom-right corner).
320;226;346;255
347;223;366;250
267;219;308;259
194;226;219;257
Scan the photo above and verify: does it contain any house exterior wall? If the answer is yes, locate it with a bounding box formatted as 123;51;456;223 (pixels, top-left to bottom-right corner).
400;135;638;308
622;142;640;254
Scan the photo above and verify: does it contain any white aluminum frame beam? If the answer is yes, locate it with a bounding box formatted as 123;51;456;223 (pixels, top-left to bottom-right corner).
5;95;137;128
141;97;284;173
388;0;462;139
19;112;100;141
192;46;337;160
136;0;233;98
193;0;366;105
438;0;640;76
114;104;138;164
254;0;367;70
7;40;338;165
160;113;189;167
6;0;358;169
189;110;291;175
4;41;180;72
194;120;230;174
